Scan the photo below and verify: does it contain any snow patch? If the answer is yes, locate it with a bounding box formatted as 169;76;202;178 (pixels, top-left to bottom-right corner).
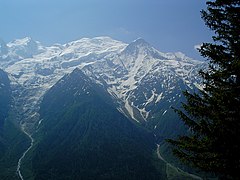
162;110;167;116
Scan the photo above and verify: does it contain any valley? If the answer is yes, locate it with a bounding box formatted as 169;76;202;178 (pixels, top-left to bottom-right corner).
16;125;34;180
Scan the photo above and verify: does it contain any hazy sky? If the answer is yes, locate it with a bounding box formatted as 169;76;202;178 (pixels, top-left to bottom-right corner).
0;0;212;59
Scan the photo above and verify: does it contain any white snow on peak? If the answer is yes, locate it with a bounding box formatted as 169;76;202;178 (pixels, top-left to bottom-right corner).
3;37;45;62
7;37;33;47
63;36;127;55
132;37;149;45
0;36;205;124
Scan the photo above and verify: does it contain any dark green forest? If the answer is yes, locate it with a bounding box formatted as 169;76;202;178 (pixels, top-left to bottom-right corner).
168;0;240;179
21;69;166;180
0;69;29;179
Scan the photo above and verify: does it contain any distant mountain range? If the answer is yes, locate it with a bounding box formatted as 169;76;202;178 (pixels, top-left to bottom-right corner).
0;37;205;179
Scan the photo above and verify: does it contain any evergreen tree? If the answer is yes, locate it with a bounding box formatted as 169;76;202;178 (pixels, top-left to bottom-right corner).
167;0;240;179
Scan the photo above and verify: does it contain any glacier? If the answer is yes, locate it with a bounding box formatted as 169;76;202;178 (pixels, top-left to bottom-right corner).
0;36;205;132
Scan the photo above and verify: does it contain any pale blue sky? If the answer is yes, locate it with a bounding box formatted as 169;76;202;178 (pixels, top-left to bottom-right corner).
0;0;212;59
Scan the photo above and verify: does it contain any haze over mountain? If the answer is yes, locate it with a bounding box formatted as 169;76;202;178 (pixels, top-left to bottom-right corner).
1;0;210;60
0;36;205;179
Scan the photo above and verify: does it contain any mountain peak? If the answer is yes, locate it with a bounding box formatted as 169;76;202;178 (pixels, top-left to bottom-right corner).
69;36;124;45
133;37;148;44
131;38;150;47
92;36;115;41
8;37;34;47
0;39;8;55
122;38;154;57
5;37;44;59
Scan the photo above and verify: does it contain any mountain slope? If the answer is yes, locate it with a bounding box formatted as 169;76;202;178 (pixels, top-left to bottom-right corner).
80;38;204;136
0;69;30;179
0;69;11;128
0;37;206;179
22;68;167;180
0;69;11;159
0;37;204;135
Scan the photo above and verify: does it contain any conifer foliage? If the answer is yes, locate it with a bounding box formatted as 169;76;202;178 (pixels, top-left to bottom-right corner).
168;0;240;179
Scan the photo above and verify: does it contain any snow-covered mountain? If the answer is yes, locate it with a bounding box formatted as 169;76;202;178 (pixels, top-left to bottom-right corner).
0;36;205;134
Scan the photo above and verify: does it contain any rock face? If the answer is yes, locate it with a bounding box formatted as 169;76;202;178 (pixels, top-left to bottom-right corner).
0;36;204;134
0;36;205;179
